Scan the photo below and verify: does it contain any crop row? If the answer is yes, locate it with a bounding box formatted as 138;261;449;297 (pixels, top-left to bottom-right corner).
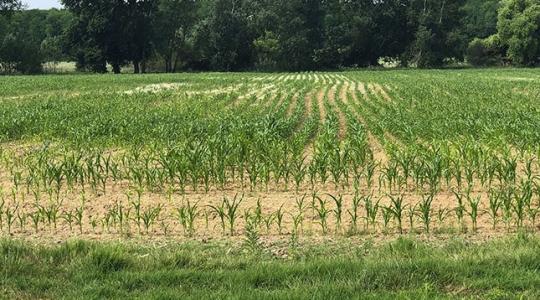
0;187;538;237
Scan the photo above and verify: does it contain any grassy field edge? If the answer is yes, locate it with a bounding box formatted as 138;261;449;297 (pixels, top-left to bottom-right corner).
2;233;540;299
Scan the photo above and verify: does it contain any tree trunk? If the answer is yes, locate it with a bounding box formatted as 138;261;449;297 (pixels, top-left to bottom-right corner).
112;63;121;74
173;53;179;73
439;0;446;24
133;61;140;74
141;60;147;74
165;59;171;73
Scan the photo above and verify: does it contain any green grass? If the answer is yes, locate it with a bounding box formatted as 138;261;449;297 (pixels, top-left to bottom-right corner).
2;234;540;299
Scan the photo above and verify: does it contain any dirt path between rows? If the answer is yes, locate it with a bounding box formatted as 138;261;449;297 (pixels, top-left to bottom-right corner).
316;87;328;124
329;84;347;140
349;82;389;164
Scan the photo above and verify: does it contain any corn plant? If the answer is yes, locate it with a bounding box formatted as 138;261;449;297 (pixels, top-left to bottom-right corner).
16;210;26;232
61;210;75;231
328;194;343;233
295;194;307;232
381;206;392;233
466;194;481;233
347;194;362;234
29;210;41;233
275;204;286;235
514;183;533;229
417;193;434;233
363;195;379;232
388;194;406;234
501;187;514;231
72;195;86;234
453;190;466;232
243;211;261;253
222;194;243;236
314;196;330;235
208;202;226;234
5;205;17;235
487;189;501;229
177;200;199;237
262;212;275;234
0;196;4;231
141;204;163;234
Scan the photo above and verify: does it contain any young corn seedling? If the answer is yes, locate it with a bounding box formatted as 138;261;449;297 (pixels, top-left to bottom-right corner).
381;206;392;234
89;216;98;233
102;212;114;233
109;202;122;233
452;190;466;233
0;196;4;231
487;189;501;229
252;198;263;229
514;183;532;229
295;194;307;231
388;194;406;234
466;193;481;233
16;210;26;232
61;210;75;231
5;205;17;235
328;193;343;233
365;161;377;190
262;212;275;235
141;204;163;234
290;211;304;235
208;201;226;234
224;194;243;236
39;201;62;231
29;210;41;233
243;211;261;253
130;192;143;234
363;195;379;232
501;187;514;232
292;157;307;192
417;193;434;233
436;206;451;230
528;205;539;229
347;194;362;234
314;196;330;235
72;194;86;234
407;202;418;233
160;218;171;236
177;200;199;237
275;204;286;235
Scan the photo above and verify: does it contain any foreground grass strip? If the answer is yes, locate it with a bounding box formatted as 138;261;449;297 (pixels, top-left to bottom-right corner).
1;234;540;299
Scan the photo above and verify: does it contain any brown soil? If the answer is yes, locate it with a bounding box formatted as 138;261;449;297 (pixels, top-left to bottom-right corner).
316;87;328;123
286;90;301;117
331;84;348;140
357;82;368;98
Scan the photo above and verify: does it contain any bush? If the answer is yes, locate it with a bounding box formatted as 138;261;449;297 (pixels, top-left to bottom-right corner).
466;35;504;66
497;0;540;66
0;33;43;74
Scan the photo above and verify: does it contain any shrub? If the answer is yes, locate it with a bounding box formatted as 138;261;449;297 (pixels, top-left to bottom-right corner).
466;35;504;66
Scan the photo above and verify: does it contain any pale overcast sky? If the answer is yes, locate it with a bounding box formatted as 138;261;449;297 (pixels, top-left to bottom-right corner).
25;0;63;9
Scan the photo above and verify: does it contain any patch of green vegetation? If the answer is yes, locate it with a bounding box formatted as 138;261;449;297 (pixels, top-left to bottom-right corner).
1;234;539;299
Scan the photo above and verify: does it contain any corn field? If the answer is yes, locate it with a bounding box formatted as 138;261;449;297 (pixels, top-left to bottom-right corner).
1;69;540;239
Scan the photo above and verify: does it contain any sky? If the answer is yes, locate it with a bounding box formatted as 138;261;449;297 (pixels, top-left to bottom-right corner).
25;0;63;9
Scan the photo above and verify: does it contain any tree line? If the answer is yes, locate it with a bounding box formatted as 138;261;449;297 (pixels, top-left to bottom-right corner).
0;0;539;74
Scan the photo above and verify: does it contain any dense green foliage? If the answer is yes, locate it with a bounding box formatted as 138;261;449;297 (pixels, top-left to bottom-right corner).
498;0;540;66
2;235;540;298
0;7;71;73
1;0;540;73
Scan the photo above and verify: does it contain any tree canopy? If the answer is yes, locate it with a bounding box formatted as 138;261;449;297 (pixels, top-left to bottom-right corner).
1;0;539;74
